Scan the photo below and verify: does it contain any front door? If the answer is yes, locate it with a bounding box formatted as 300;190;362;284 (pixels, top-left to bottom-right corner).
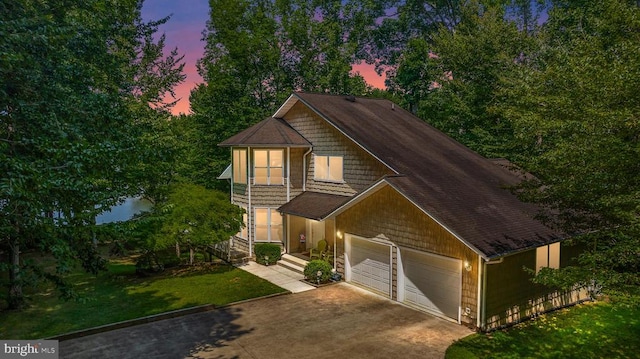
307;219;325;250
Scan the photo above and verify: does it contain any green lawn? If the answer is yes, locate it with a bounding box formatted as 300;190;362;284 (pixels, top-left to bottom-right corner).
446;300;640;359
0;258;286;339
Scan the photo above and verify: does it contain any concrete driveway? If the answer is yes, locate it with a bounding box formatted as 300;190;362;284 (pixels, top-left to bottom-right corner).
60;283;472;359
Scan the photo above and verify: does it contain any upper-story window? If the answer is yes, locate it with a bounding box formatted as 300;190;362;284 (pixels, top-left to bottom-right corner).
314;155;343;182
233;149;247;184
254;149;283;185
536;242;560;273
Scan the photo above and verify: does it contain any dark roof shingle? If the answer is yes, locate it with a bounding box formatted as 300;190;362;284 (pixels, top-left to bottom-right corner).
219;117;311;147
278;191;352;221
286;92;561;259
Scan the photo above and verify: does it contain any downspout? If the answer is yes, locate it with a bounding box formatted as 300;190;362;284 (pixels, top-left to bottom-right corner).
332;220;337;270
230;148;234;204
302;147;312;192
285;148;291;254
481;258;487;331
248;146;252;258
477;254;482;329
230;148;235;251
287;147;291;202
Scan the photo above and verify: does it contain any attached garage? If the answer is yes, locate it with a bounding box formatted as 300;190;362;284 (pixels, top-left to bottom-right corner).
346;235;392;297
400;249;462;321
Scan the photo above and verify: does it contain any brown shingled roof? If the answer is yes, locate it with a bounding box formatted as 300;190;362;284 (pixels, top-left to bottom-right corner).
219;117;311;147
280;92;561;259
278;191;352;221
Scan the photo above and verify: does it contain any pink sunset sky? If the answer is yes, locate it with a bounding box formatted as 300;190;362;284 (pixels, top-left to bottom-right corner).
142;0;386;115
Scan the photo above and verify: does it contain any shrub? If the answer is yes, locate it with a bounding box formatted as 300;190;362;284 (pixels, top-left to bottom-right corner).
135;248;181;275
303;260;332;284
254;243;282;265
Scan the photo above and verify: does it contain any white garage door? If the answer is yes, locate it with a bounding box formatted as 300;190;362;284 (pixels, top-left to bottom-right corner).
402;250;461;320
348;236;391;296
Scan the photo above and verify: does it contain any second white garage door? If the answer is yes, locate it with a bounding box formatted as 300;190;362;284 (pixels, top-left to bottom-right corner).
401;249;461;321
347;236;392;297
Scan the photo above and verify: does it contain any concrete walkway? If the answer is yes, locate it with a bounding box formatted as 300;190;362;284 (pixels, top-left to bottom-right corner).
235;261;315;293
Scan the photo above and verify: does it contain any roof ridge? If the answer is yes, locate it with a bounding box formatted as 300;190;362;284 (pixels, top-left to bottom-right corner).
294;91;393;102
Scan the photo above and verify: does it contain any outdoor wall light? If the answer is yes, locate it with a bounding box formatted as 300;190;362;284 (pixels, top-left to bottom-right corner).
464;261;472;272
336;230;342;239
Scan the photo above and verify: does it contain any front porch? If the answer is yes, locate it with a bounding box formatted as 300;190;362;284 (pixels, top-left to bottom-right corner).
278;191;351;270
284;216;337;268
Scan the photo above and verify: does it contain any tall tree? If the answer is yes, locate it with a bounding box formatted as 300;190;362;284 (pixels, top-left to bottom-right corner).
368;0;465;81
406;2;534;158
276;0;382;94
126;20;186;202
0;0;184;308
498;0;640;294
369;1;547;89
188;0;386;189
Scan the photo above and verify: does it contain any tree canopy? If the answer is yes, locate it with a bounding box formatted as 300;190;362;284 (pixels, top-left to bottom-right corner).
186;0;388;189
0;0;185;308
496;0;640;294
384;0;640;295
146;183;244;266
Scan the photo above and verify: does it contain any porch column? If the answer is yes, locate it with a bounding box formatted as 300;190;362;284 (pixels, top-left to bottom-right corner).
248;146;252;258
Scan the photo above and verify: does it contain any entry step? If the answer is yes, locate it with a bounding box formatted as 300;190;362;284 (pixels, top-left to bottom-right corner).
278;254;308;275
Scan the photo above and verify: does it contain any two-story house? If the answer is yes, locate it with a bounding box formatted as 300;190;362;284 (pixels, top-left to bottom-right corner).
219;92;588;331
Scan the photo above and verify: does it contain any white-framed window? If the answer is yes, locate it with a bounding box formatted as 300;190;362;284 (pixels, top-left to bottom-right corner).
237;206;248;239
254;149;283;185
254;208;283;243
314;154;343;182
536;242;560;273
233;149;247;184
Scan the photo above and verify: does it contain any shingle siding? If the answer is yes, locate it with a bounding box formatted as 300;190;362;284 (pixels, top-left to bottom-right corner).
483;247;590;330
284;102;393;196
289;147;305;190
336;186;479;326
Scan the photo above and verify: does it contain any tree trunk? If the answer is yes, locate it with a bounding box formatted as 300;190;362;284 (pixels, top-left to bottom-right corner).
8;237;24;309
189;247;194;265
92;217;98;249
